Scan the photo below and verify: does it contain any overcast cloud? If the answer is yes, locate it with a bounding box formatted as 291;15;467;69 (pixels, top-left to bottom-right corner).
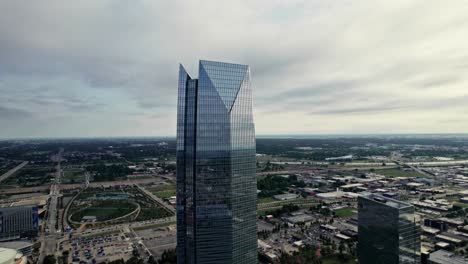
1;0;467;138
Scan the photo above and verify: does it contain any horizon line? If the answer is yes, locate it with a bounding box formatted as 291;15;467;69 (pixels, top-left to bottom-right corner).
2;132;468;141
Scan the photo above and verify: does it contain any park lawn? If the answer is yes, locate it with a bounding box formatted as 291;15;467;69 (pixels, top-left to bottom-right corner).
148;183;176;198
148;183;176;192
4;166;55;187
136;206;173;221
258;197;275;204
154;190;176;199
334;207;357;218
71;200;137;222
374;168;423;178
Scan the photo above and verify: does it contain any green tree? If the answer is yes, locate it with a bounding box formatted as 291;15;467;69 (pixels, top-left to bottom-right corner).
148;256;157;264
158;249;177;264
339;241;345;254
43;255;57;264
125;257;143;264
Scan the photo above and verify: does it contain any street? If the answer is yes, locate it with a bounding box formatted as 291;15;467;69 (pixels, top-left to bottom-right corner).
39;149;63;263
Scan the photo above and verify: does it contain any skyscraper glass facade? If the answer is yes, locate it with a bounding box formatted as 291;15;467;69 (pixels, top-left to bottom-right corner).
176;60;257;264
0;206;39;240
358;194;421;264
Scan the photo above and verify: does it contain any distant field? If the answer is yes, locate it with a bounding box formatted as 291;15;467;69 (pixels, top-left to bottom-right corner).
0;184;16;190
63;168;85;183
3;165;54;187
0;161;21;176
333;207;356;218
374;168;423;178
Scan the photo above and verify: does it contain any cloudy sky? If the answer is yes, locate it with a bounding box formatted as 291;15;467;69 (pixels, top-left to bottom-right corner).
1;0;467;138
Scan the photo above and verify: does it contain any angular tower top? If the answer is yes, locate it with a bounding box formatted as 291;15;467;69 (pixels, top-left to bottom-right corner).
199;60;249;110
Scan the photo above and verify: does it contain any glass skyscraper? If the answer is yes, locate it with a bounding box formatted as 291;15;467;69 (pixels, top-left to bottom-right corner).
176;60;257;264
358;194;421;264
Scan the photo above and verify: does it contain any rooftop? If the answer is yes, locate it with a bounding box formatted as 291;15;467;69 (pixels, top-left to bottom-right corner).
359;193;412;209
0;248;17;263
429;250;468;264
0;241;32;250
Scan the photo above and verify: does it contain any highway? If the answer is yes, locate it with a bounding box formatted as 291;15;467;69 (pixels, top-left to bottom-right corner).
0;176;170;195
39;149;63;262
0;161;28;183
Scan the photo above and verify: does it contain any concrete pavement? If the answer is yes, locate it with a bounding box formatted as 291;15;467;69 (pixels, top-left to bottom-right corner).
39;149;63;262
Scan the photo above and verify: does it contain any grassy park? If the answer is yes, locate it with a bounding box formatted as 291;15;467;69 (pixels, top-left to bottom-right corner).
147;183;176;199
68;186;175;226
258;197;276;204
333;207;356;218
70;200;137;222
374;168;423;178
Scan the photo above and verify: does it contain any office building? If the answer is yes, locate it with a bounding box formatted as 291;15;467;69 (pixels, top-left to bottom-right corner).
358;194;421;264
176;60;257;263
0;206;38;241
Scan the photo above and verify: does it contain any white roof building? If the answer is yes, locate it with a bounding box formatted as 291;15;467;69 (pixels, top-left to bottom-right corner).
0;248;25;264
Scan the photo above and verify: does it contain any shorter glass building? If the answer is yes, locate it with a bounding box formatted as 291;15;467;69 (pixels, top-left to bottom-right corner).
0;206;38;241
358;194;421;264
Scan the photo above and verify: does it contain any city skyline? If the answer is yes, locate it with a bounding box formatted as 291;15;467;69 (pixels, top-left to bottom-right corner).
1;1;468;138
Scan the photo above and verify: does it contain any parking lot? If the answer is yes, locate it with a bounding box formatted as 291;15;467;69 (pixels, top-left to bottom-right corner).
134;225;176;256
61;232;136;263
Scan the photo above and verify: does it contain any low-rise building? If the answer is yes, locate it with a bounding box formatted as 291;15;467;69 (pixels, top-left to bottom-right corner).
0;248;26;264
429;250;468;264
435;234;463;245
0;242;32;257
422;226;440;236
273;193;299;201
286;214;314;224
335;233;351;241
